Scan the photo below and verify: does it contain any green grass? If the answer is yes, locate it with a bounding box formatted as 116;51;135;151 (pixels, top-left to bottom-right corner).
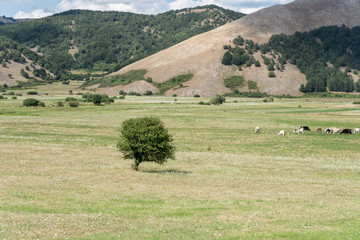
224;75;245;90
83;69;147;87
1;90;360;239
153;74;193;95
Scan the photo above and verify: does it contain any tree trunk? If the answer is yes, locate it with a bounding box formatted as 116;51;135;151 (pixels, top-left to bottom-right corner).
133;161;140;171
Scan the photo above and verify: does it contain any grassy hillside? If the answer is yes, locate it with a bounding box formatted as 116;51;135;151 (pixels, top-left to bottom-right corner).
0;5;244;78
1;88;360;239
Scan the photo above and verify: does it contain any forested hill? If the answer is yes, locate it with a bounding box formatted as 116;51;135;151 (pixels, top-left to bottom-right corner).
222;25;360;93
0;5;244;81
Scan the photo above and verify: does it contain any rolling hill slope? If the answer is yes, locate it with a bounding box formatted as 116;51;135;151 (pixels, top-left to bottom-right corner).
111;0;360;97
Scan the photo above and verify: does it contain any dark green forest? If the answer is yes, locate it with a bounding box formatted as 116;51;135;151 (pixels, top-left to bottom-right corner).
0;5;243;82
222;25;360;93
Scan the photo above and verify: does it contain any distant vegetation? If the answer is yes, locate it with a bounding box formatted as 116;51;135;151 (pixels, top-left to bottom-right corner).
0;5;244;83
153;74;193;95
222;25;360;94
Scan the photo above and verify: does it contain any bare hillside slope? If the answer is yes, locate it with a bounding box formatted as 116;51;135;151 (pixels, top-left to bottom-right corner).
111;0;360;97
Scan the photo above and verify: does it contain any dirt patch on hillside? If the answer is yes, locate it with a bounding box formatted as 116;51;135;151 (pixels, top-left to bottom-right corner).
0;59;39;86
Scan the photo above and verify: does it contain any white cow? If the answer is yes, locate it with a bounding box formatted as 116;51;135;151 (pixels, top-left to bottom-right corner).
293;127;304;134
277;130;286;136
255;127;260;133
326;127;341;134
354;128;360;133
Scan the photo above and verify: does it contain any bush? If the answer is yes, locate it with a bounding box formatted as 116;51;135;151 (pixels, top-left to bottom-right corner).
67;101;79;107
82;93;113;105
119;96;125;99
56;101;64;107
268;71;276;78
0;95;4;99
353;101;360;104
210;94;226;105
27;91;38;95
172;94;177;97
37;101;45;107
65;97;77;102
194;94;200;98
23;98;40;106
12;96;17;100
117;117;175;171
224;76;245;89
247;80;258;90
119;90;126;96
144;90;153;96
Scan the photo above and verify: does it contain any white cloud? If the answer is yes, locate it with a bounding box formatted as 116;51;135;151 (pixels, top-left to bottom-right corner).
55;0;169;14
12;0;294;19
239;7;262;14
14;9;53;19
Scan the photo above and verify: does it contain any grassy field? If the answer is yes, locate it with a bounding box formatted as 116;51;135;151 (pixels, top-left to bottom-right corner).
1;84;360;239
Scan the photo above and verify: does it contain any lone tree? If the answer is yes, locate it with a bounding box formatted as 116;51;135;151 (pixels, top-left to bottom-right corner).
117;117;175;171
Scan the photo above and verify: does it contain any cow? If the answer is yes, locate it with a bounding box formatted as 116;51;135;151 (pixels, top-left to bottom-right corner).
354;128;360;134
293;127;304;134
317;128;322;133
277;130;286;136
340;128;352;134
255;127;260;133
300;126;311;131
326;127;340;134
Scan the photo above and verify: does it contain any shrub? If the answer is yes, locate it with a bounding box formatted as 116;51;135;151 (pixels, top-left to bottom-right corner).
119;90;126;96
247;80;258;90
117;117;175;171
56;101;64;107
12;96;17;100
224;76;245;89
37;101;45;107
65;97;77;102
127;91;141;96
353;101;360;104
268;71;276;78
7;91;15;95
67;101;79;107
145;77;153;83
0;95;4;99
23;98;40;106
194;94;200;98
263;96;274;103
144;90;153;96
210;94;226;105
254;60;261;67
27;91;38;95
82;93;113;105
119;96;125;99
69;90;73;95
172;94;177;97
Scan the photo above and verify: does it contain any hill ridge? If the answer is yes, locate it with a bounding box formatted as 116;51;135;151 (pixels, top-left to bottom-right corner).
110;0;360;97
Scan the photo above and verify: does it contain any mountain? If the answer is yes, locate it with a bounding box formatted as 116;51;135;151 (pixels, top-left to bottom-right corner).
110;0;360;97
0;5;243;87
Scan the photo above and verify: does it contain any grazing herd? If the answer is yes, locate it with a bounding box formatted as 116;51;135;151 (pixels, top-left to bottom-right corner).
254;126;360;136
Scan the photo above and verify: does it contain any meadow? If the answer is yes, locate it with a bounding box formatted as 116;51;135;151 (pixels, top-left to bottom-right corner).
1;84;360;239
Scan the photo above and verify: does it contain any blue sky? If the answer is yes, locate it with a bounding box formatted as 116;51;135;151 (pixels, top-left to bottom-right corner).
0;0;293;19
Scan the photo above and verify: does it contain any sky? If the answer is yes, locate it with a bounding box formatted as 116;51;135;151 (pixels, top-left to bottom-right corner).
0;0;293;19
